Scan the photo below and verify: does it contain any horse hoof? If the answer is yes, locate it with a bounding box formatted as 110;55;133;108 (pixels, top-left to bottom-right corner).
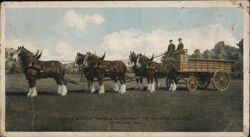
61;93;67;96
30;95;37;98
119;90;126;94
90;89;96;93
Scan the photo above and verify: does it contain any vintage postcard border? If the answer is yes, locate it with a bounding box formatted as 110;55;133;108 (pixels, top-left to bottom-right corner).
0;1;249;137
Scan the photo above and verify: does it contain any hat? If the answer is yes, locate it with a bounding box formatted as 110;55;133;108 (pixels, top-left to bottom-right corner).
178;38;182;40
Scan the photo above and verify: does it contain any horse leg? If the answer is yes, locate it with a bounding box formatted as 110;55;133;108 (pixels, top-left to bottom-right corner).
147;78;152;91
135;78;139;90
139;77;144;90
119;75;126;94
172;80;177;92
168;78;173;91
90;78;95;94
172;73;177;92
55;77;63;95
98;77;105;94
113;77;119;92
154;77;159;89
60;76;68;96
85;79;90;91
28;78;37;98
150;77;155;93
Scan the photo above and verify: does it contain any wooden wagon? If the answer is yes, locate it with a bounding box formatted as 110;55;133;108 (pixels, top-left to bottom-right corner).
164;49;235;92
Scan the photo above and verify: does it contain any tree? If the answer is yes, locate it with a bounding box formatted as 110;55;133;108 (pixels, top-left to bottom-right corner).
203;50;213;59
237;39;243;55
190;49;202;58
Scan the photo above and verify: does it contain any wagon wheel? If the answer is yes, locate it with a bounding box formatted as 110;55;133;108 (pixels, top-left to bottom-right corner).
186;76;198;92
213;70;230;91
197;74;211;89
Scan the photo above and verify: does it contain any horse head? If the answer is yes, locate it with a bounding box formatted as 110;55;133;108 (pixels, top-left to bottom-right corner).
74;52;86;67
129;51;139;66
136;54;153;69
83;52;103;68
13;46;42;66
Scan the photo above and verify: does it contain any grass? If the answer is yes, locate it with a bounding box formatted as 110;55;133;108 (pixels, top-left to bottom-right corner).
5;74;243;131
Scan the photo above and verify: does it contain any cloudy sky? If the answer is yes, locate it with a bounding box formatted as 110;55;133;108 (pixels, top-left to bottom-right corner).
5;8;243;61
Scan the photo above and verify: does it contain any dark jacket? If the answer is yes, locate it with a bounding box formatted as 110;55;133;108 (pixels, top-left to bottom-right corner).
177;43;184;51
167;43;176;52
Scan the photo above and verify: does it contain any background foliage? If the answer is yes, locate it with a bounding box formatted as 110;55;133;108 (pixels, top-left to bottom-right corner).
6;39;243;79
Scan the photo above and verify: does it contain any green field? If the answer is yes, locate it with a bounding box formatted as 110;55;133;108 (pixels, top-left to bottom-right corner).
6;74;243;131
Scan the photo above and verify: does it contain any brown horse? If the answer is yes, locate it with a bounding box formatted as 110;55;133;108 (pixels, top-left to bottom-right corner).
83;52;127;94
135;54;156;92
74;52;95;92
136;54;176;92
12;46;75;97
129;51;144;90
149;55;177;91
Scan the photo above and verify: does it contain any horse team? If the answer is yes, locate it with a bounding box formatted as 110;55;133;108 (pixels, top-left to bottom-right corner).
12;46;178;98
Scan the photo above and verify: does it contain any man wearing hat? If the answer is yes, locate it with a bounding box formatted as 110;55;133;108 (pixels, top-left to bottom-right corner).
167;40;176;53
176;38;184;52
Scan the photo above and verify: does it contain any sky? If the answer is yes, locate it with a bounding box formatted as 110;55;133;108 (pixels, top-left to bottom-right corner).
5;7;243;61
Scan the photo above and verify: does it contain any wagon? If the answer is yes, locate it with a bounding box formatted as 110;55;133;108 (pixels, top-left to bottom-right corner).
164;49;235;92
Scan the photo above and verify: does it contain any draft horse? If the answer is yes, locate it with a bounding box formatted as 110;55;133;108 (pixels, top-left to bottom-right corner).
129;51;144;90
12;46;75;97
74;52;94;92
136;54;177;92
82;52;127;94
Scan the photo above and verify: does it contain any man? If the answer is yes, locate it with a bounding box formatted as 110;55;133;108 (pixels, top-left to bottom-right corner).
167;40;176;53
176;38;184;51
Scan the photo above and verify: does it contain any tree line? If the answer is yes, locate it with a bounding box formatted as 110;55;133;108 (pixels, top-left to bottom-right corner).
5;39;243;79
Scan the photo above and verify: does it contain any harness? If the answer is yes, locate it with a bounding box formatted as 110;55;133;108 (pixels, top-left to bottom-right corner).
82;58;109;77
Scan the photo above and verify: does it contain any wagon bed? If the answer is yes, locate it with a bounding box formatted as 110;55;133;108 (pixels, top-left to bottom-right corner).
176;58;234;73
164;49;235;92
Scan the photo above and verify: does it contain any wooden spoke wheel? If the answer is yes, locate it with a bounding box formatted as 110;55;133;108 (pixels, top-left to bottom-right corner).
213;70;230;91
197;73;211;89
186;76;198;92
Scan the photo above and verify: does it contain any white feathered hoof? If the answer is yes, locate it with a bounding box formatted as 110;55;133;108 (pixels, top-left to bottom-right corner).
90;84;96;94
57;85;63;96
61;85;68;96
172;82;177;92
119;84;126;94
30;87;37;98
150;83;155;93
147;83;152;91
169;83;173;91
113;83;119;92
99;84;105;94
27;88;33;97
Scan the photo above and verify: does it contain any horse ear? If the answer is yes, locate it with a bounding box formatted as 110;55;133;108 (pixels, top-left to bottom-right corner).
36;50;42;60
34;50;40;57
150;54;154;62
100;52;105;61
